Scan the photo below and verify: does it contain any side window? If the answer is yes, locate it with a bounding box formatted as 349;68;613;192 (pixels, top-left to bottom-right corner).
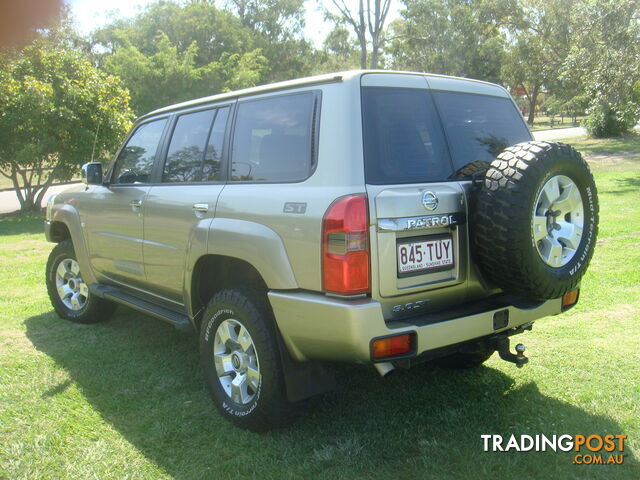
112;118;167;184
163;109;216;183
231;93;314;182
202;107;229;182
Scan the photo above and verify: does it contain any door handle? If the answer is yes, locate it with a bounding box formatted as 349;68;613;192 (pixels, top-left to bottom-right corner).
192;203;209;213
129;199;142;208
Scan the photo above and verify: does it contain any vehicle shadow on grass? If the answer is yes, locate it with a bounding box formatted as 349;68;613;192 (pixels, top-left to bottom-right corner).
611;174;640;194
25;310;637;480
0;211;44;236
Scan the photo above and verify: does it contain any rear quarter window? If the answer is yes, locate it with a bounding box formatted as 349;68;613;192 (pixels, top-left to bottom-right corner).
231;92;316;182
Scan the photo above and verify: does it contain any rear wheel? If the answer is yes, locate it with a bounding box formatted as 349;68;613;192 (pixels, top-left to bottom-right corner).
200;288;302;431
46;240;116;323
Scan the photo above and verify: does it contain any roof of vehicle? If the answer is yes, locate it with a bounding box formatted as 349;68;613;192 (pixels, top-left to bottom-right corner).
139;70;510;121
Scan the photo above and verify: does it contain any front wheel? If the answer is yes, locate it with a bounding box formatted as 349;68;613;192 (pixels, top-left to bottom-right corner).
200;288;302;431
46;240;116;323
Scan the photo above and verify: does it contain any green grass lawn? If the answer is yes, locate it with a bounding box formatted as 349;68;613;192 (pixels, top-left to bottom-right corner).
529;115;586;131
1;135;639;479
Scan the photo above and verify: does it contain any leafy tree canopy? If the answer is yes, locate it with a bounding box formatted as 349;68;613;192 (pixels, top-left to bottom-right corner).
0;37;133;211
93;0;312;114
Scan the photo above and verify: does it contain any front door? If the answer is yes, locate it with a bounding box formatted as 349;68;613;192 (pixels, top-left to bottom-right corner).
83;117;169;289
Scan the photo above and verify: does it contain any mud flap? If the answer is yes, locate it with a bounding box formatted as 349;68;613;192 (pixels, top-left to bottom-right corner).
275;329;336;403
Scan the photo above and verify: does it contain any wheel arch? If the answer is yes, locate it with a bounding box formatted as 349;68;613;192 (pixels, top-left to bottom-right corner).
47;204;97;285
189;254;271;331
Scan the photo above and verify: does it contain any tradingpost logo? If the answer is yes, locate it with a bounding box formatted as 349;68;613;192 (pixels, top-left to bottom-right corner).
481;434;627;465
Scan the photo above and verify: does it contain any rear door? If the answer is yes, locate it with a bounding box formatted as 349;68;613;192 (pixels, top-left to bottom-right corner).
142;104;231;303
361;74;531;315
361;76;467;307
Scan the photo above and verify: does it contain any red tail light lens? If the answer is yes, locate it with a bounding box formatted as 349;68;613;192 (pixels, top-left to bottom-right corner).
322;193;370;295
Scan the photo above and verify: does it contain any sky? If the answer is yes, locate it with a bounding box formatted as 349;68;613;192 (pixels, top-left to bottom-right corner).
65;0;401;48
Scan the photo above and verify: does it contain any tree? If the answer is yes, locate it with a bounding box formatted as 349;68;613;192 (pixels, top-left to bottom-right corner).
325;0;393;68
93;0;310;113
312;25;361;72
0;40;133;212
565;0;640;136
390;0;508;83
101;30;267;114
501;0;578;125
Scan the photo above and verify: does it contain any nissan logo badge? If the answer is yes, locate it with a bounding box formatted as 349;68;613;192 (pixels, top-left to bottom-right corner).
422;191;438;211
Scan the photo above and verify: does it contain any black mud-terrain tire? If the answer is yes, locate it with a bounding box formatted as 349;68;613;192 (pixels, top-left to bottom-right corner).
200;288;302;432
434;349;495;369
473;141;598;300
46;240;116;323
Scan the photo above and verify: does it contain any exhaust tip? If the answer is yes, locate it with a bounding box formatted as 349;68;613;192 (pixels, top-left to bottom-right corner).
374;362;395;377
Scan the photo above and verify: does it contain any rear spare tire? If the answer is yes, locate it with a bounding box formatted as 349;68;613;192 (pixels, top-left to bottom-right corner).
473;141;598;300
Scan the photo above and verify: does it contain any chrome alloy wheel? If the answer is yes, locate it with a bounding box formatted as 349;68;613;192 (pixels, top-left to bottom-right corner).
213;319;261;405
55;258;89;311
533;174;584;268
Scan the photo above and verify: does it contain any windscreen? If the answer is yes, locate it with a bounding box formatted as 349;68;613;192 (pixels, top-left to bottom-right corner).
361;87;531;184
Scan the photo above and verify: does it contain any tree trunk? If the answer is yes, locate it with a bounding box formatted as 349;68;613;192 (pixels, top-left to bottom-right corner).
370;38;379;69
527;86;540;126
358;0;367;69
34;175;56;210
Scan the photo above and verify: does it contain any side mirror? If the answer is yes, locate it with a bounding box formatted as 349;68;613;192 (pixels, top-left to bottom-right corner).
82;162;103;186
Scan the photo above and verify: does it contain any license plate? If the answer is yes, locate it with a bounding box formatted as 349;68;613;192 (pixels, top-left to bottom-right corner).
397;236;454;274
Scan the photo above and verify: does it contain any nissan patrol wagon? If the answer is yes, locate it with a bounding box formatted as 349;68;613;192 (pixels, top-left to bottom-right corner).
45;70;598;431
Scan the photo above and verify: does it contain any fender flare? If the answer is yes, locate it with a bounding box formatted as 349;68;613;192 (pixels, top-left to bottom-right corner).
49;204;97;285
206;218;298;289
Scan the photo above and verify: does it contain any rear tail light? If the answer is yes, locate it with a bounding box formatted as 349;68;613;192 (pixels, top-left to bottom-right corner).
322;193;370;295
561;289;580;311
371;333;414;359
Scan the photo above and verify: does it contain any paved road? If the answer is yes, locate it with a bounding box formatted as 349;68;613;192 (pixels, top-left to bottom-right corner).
0;183;82;215
533;126;587;141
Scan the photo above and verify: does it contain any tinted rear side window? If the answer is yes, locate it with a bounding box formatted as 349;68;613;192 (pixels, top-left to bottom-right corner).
361;87;453;185
202;107;229;181
163;109;216;183
431;90;531;170
231;93;314;182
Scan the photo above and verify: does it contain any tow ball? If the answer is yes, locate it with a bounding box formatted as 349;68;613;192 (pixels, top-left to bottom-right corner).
495;337;528;368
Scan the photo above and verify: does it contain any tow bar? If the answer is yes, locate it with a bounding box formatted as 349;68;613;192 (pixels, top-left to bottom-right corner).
495;337;528;368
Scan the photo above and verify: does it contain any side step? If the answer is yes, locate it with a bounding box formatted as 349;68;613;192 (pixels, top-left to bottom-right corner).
90;284;194;333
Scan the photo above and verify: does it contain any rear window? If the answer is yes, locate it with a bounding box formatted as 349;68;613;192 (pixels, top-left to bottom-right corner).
431;90;531;170
361;87;531;184
362;87;452;185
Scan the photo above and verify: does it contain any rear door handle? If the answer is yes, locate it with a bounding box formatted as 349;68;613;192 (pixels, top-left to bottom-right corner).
192;203;209;213
130;199;142;208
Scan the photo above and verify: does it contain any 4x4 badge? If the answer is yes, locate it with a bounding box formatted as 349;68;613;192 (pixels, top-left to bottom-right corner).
422;191;438;211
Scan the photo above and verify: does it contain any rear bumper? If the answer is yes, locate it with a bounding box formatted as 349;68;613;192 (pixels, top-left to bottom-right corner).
268;291;562;363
